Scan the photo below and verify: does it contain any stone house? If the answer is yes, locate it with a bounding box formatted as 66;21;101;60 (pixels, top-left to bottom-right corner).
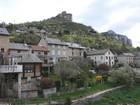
118;53;135;66
29;45;53;74
38;37;69;64
0;28;10;58
9;42;30;55
9;54;42;98
86;49;116;67
0;28;23;99
38;36;86;64
66;42;85;60
0;28;44;98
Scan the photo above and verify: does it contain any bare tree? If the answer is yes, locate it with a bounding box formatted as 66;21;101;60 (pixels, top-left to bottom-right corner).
54;61;81;86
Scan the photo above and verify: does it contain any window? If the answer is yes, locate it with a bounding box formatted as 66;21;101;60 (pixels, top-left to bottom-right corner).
52;45;55;49
106;56;108;59
1;48;4;53
58;50;60;55
24;65;34;73
108;51;110;55
38;52;41;54
52;50;55;55
44;51;48;55
32;51;34;53
58;45;60;49
17;50;21;53
63;50;66;55
79;52;82;56
95;57;96;60
44;59;48;63
72;52;74;56
101;56;103;59
63;46;65;49
72;48;74;55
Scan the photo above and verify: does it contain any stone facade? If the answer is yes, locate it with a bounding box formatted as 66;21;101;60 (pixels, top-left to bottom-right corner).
118;53;135;66
0;35;9;56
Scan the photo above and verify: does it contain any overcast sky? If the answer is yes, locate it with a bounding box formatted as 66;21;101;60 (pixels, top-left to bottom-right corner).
0;0;140;47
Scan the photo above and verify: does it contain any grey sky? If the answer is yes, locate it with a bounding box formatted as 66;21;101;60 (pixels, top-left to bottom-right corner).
0;0;140;47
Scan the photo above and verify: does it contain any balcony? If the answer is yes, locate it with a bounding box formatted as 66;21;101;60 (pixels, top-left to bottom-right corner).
0;65;22;73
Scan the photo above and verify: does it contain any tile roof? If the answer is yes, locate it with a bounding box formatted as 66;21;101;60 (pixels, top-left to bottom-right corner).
29;45;48;52
46;38;68;45
0;28;10;35
87;49;110;55
9;43;29;50
66;42;85;49
119;53;135;57
13;54;42;63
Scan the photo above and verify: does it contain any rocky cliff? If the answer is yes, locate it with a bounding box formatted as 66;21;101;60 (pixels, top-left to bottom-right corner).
102;30;132;46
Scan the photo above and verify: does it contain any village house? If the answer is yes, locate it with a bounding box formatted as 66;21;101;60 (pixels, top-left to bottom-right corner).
0;28;10;58
8;42;30;55
0;28;44;98
38;36;86;64
0;28;23;99
29;45;53;74
66;42;85;60
38;36;69;64
86;49;116;67
118;53;135;66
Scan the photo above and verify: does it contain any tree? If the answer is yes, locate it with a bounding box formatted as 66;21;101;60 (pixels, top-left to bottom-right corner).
98;64;110;75
40;77;54;89
111;67;135;87
54;61;81;86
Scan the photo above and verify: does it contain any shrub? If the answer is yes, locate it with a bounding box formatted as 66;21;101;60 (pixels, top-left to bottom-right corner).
98;64;110;75
64;97;72;105
55;80;61;91
40;77;54;89
102;75;108;82
111;67;135;87
42;71;49;77
95;76;102;84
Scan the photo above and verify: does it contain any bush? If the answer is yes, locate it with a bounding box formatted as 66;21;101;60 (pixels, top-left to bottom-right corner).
102;75;108;82
95;76;102;84
55;80;61;91
76;79;84;88
42;71;49;77
40;77;54;89
111;67;135;87
64;97;72;105
98;64;110;75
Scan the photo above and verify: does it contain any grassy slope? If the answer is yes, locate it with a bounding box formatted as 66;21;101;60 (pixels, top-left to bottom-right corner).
86;85;140;105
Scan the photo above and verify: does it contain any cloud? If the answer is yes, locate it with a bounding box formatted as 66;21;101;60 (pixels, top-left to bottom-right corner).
122;23;140;47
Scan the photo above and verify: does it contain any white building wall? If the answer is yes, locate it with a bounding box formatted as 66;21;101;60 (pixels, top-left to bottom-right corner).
87;50;115;67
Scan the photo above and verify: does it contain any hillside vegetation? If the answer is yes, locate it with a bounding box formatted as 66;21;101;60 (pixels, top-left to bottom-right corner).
1;15;135;54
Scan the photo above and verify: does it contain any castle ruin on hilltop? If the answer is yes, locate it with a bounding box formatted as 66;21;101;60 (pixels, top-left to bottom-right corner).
57;11;72;21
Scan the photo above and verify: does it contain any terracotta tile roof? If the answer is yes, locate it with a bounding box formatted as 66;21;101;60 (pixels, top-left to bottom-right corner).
29;45;48;52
